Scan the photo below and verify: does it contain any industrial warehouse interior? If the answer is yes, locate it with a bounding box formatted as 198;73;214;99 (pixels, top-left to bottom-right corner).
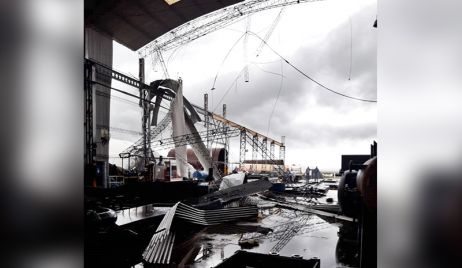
4;1;462;268
84;0;376;267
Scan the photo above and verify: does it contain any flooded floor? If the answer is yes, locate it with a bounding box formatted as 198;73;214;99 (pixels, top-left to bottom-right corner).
192;189;357;268
127;184;358;268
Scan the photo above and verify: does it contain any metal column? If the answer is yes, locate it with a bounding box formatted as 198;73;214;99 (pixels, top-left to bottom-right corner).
140;58;151;168
84;61;94;185
239;130;246;169
204;93;209;149
252;135;258;171
223;104;229;174
262;138;268;159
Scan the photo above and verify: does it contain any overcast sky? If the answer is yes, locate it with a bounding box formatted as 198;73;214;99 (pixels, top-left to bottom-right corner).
109;0;377;172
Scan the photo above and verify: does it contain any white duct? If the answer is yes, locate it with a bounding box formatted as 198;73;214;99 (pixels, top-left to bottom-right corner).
185;115;221;180
170;79;188;178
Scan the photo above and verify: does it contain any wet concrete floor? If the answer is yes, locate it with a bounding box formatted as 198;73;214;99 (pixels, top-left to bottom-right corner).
192;189;356;268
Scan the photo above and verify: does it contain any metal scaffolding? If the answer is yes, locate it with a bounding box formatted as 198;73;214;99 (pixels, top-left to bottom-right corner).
262;138;268;160
86;59;286;180
239;130;247;168
139;58;152;167
246;132;285;176
270;141;275;161
252;135;258;171
139;0;324;57
262;137;268;171
279;136;286;164
204;93;209;148
150;128;240;151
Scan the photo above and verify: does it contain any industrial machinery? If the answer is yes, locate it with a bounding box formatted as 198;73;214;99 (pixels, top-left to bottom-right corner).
337;141;377;268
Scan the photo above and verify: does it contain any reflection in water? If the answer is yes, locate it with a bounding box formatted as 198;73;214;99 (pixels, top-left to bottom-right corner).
336;223;360;267
172;189;360;267
189;207;354;268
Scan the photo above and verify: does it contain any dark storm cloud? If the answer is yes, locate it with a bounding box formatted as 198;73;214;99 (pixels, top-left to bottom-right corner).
186;4;377;147
291;7;377;108
279;121;377;146
110;3;377;158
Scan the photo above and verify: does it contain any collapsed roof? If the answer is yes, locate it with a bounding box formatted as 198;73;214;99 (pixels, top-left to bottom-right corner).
85;0;243;50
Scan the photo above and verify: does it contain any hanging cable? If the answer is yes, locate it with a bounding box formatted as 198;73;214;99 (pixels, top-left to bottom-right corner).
95;90;140;107
252;62;287;78
267;28;285;136
267;58;284;135
167;42;186;66
246;31;377;103
244;15;251;83
210;32;247;91
212;66;247;112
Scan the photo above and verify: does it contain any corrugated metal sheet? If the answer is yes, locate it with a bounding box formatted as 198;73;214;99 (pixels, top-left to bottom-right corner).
143;202;258;264
175;203;258;225
142;203;178;264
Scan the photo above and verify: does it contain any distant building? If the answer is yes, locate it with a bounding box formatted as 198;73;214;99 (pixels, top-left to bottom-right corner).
339;155;371;175
242;159;284;173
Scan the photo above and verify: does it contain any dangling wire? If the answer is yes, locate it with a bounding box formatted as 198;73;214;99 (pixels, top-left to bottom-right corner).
267;34;285;136
210;32;247;91
252;62;287;78
247;31;377;103
213;66;247;113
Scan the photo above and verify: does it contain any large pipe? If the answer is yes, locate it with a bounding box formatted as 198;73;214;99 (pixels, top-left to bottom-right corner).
170;79;188;178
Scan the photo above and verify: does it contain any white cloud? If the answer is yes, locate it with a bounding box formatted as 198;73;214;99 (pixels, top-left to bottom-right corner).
109;0;377;171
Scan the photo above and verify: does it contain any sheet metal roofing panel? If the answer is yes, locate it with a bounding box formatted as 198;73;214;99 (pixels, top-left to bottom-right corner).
143;202;179;264
175;203;258;225
85;0;244;50
143;202;257;264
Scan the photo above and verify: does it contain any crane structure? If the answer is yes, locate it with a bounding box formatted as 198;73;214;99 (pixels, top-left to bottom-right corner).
138;0;324;58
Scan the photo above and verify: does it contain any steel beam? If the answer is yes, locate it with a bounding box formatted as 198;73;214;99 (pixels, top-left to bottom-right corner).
140;0;324;56
211;113;283;146
84;61;94;185
150;128;239;151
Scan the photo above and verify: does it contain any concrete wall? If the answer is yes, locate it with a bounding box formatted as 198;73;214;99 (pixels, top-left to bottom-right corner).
85;27;113;187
